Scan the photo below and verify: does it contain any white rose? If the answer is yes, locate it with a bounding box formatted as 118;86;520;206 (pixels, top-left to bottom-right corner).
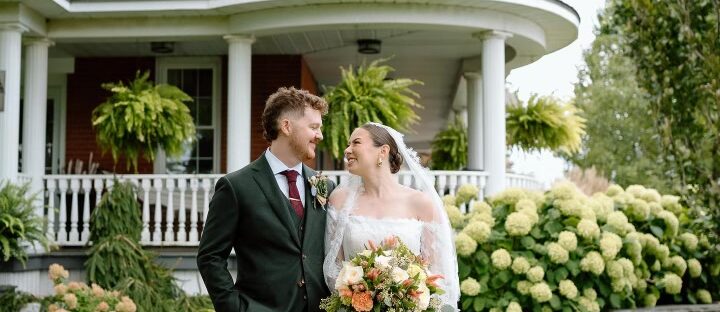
375;255;392;269
334;264;349;290
417;282;431;310
342;264;364;285
358;250;372;258
391;267;410;283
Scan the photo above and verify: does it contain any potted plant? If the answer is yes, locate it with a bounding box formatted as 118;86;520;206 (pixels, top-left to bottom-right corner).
91;71;196;172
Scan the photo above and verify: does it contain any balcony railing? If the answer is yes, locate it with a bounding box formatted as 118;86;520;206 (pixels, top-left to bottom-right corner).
20;170;541;247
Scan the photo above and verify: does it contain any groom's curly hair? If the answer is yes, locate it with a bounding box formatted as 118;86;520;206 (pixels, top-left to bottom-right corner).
262;87;328;141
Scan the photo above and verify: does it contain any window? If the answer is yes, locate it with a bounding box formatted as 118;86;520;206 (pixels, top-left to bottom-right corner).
156;58;221;174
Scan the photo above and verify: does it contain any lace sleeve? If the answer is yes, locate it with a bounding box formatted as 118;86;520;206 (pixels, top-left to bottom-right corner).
324;205;344;290
421;220;460;309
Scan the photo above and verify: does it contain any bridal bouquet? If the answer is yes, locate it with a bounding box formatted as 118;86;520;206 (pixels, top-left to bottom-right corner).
320;236;445;312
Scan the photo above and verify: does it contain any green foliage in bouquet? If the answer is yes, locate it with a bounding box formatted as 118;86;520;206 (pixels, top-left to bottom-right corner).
0;181;50;266
91;71;196;172
320;236;445;312
322;58;423;160
430;117;468;170
506;94;586;155
447;183;720;311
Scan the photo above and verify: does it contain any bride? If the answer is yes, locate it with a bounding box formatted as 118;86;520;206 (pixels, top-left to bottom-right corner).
323;122;460;309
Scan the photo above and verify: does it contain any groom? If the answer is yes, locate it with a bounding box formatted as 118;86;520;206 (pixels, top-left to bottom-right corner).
197;87;335;312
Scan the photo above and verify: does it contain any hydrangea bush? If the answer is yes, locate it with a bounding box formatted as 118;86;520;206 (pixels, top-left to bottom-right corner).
448;183;719;311
46;264;137;312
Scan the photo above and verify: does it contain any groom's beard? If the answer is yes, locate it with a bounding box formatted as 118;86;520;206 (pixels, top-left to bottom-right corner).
290;134;317;161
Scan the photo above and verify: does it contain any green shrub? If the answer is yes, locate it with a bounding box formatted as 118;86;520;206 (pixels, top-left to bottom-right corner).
0;181;50;266
88;181;142;244
0;287;37;312
450;183;720;311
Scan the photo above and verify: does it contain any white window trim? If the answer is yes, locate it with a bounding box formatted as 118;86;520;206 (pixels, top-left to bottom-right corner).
154;57;222;174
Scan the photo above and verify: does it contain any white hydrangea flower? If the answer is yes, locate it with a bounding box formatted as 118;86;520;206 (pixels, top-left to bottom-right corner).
583;288;597;301
679;232;699;251
558;280;578;299
648;202;664;217
516;280;533;295
557;231;577;252
589;193;614;222
606;260;624;280
549;182;581;200
491;249;512;270
506;301;522;312
688;258;702;278
660;195;683;214
456;184;480;205
626;198;650;221
547;242;569;264
643;294;658;307
556;199;582;217
697;289;713;304
599;232;623;260
511;257;531;275
463;221;492;243
657;211;679;237
470;201;493;216
577;219;600;239
655;244;670;262
520;208;539;225
580;251;605;275
606;211;630;235
442;194;456;207
664;256;687;277
505;212;533;236
445;204;466;229
579;297;601;312
606;185;624;197
625;185;646;198
526;266;544;283
529;282;553;302
460;277;481;296
515;199;537;212
470;212;496;227
661;273;683;294
490;188;527;206
455;232;477;256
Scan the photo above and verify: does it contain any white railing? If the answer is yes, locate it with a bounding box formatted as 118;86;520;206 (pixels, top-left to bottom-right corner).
36;170;541;247
506;173;546;190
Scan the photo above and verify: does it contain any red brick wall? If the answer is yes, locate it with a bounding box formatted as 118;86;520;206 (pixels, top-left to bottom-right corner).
66;58;155;174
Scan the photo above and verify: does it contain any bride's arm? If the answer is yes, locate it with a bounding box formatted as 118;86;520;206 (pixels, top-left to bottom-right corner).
323;187;349;290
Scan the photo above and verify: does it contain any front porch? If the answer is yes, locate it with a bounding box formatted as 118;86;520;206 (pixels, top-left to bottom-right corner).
18;171;542;248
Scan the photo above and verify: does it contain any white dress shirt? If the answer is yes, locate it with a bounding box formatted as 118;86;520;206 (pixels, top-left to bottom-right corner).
265;148;306;207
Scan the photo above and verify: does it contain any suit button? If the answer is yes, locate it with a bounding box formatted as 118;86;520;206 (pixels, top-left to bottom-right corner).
302;254;307;260
298;279;305;287
303;295;307;300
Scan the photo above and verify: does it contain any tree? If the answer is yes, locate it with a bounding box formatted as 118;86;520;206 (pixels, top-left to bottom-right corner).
602;0;720;215
567;34;668;192
321;59;422;160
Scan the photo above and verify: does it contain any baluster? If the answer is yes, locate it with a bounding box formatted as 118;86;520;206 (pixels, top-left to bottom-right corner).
93;179;103;206
400;172;412;188
68;179;80;243
202;178;211;224
479;176;487;200
177;179;187;242
141;179;151;243
448;174;458;196
46;179;56;242
437;174;447;196
153;178;163;245
80;178;91;243
164;178;175;244
189;178;199;243
58;179;68;243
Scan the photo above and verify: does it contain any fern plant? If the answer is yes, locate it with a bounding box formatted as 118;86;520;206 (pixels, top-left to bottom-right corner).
430;117;468;170
0;181;50;266
506;94;586;154
322;58;423;159
91;71;196;172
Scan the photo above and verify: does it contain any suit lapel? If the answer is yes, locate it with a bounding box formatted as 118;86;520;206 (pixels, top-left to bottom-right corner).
251;154;301;246
302;165;320;247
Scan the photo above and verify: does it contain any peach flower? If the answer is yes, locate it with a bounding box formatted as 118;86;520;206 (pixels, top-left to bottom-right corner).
49;264;69;281
96;301;110;311
63;293;78;309
54;284;67;296
351;291;373;312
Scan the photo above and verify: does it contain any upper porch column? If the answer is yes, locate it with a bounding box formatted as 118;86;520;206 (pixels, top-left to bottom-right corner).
464;72;483;171
224;35;255;172
0;24;26;181
22;38;53;215
480;30;512;196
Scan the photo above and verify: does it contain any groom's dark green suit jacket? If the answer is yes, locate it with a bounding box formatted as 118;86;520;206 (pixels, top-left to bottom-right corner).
197;154;334;312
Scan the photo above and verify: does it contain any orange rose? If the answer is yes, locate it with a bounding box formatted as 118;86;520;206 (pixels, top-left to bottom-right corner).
351;291;373;312
339;289;353;299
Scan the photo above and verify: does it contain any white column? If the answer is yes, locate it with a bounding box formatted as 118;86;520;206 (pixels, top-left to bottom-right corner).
0;24;26;182
480;31;512;196
224;35;254;172
22;38;53;216
464;72;483;171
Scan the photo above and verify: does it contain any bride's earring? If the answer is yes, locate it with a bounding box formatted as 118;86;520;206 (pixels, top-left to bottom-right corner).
377;158;383;167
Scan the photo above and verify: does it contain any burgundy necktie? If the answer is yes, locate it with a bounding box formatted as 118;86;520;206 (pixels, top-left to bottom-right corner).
281;170;304;219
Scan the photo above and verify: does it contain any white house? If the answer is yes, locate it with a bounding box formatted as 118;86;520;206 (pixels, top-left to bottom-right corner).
0;0;579;296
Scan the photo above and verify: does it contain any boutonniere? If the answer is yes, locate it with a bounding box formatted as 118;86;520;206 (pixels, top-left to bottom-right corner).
309;172;330;210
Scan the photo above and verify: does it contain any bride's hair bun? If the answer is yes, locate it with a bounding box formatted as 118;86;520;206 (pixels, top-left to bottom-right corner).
361;123;404;173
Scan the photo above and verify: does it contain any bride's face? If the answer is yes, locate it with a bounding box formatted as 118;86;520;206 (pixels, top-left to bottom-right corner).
344;128;384;175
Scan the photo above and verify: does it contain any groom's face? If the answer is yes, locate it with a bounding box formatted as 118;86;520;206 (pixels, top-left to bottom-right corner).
288;106;323;161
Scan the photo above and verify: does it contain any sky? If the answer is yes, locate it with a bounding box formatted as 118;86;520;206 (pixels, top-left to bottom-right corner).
505;0;607;187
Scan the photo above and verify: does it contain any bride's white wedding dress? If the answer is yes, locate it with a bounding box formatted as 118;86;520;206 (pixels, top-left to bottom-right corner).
341;214;423;258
